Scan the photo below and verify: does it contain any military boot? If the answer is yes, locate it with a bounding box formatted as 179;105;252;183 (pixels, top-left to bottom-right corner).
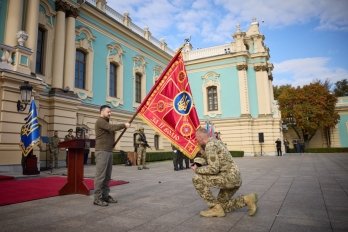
243;193;258;216
199;204;225;217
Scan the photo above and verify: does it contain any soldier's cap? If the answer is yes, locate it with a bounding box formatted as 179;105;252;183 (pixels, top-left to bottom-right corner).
68;129;73;132
193;157;207;166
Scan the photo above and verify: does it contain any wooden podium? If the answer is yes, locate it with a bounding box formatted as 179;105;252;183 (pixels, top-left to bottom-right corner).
58;139;95;195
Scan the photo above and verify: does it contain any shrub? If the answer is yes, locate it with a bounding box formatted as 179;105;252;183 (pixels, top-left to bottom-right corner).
304;147;348;153
146;151;173;162
287;147;348;153
230;151;244;157
91;150;246;165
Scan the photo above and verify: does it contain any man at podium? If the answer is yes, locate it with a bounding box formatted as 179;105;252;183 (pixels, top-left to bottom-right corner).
94;105;130;207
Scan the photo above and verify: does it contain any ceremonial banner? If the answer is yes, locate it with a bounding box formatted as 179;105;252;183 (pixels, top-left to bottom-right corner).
19;100;40;156
138;52;200;159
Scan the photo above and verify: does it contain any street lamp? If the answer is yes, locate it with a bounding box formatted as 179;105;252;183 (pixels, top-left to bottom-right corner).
285;114;296;126
17;81;33;112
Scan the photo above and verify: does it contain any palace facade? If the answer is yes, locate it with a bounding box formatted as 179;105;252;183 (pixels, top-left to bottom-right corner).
1;0;346;172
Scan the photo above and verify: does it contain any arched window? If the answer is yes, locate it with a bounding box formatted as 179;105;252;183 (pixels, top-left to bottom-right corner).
154;134;159;150
132;55;146;107
207;86;218;111
135;73;142;103
75;49;86;89
36;27;46;74
109;63;118;97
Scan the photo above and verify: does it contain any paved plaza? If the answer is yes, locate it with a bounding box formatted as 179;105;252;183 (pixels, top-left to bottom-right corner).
0;153;347;232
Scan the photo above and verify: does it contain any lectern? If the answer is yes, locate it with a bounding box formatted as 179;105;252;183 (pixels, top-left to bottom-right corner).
58;139;95;195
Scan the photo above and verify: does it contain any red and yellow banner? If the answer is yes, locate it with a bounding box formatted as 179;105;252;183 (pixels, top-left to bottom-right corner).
138;52;200;159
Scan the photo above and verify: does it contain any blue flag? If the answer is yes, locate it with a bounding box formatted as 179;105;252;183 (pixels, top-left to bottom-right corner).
19;100;40;156
205;121;215;137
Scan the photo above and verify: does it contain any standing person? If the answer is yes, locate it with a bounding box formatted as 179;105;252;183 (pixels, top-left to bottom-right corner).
48;130;60;169
135;127;149;170
284;139;290;153
64;129;75;167
275;138;282;156
94;105;130;206
192;128;258;217
83;129;90;165
172;144;183;171
180;152;190;169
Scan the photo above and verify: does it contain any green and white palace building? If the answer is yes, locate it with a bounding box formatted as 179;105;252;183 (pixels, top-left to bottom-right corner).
1;0;347;172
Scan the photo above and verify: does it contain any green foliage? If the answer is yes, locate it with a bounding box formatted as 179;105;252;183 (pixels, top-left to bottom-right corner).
91;150;245;165
273;85;292;100
288;147;348;153
334;79;348;97
230;151;244;157
112;150;127;164
278;82;339;143
146;152;174;162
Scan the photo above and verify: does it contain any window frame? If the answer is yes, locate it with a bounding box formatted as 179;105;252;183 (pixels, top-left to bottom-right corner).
75;49;87;90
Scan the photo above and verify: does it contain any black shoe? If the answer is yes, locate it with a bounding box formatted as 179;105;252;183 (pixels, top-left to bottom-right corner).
93;199;108;207
104;195;118;203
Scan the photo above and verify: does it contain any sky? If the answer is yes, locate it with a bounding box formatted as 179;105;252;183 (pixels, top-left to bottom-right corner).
108;0;348;88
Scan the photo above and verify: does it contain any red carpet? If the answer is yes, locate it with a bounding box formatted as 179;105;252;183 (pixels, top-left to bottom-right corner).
0;176;128;206
0;175;15;181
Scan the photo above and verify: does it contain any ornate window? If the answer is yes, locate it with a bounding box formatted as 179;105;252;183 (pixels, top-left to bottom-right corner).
202;71;222;117
135;73;142;103
37;1;54;81
207;86;218;111
36;27;46;75
75;49;86;89
109;63;118;98
154;134;160;150
106;42;124;107
153;65;163;83
132;56;146;107
74;26;95;99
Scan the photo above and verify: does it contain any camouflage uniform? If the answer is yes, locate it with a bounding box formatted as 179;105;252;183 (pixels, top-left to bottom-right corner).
192;137;246;212
135;130;147;169
49;135;60;168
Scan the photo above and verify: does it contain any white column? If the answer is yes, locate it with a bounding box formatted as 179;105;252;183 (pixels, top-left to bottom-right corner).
255;64;271;115
52;10;66;89
25;0;40;74
4;0;23;46
63;15;77;91
237;63;250;116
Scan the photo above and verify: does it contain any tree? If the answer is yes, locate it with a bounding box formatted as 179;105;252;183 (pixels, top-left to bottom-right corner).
278;82;339;146
273;84;292;100
333;79;348;97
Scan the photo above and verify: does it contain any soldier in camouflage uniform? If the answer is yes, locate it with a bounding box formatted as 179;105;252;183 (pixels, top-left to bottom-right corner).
135;127;149;170
192;128;258;217
49;130;60;169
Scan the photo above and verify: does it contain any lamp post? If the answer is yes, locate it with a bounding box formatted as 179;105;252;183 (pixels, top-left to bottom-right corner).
17;81;33;112
285;114;296;126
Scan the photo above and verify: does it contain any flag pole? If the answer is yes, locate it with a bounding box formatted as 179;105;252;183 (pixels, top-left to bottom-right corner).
113;43;187;147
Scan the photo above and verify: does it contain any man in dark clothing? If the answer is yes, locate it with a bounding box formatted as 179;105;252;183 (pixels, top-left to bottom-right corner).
94;105;130;207
275;138;282;156
172;144;183;171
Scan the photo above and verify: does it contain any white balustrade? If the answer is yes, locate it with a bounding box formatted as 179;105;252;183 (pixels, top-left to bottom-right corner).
86;0;174;55
0;44;15;70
